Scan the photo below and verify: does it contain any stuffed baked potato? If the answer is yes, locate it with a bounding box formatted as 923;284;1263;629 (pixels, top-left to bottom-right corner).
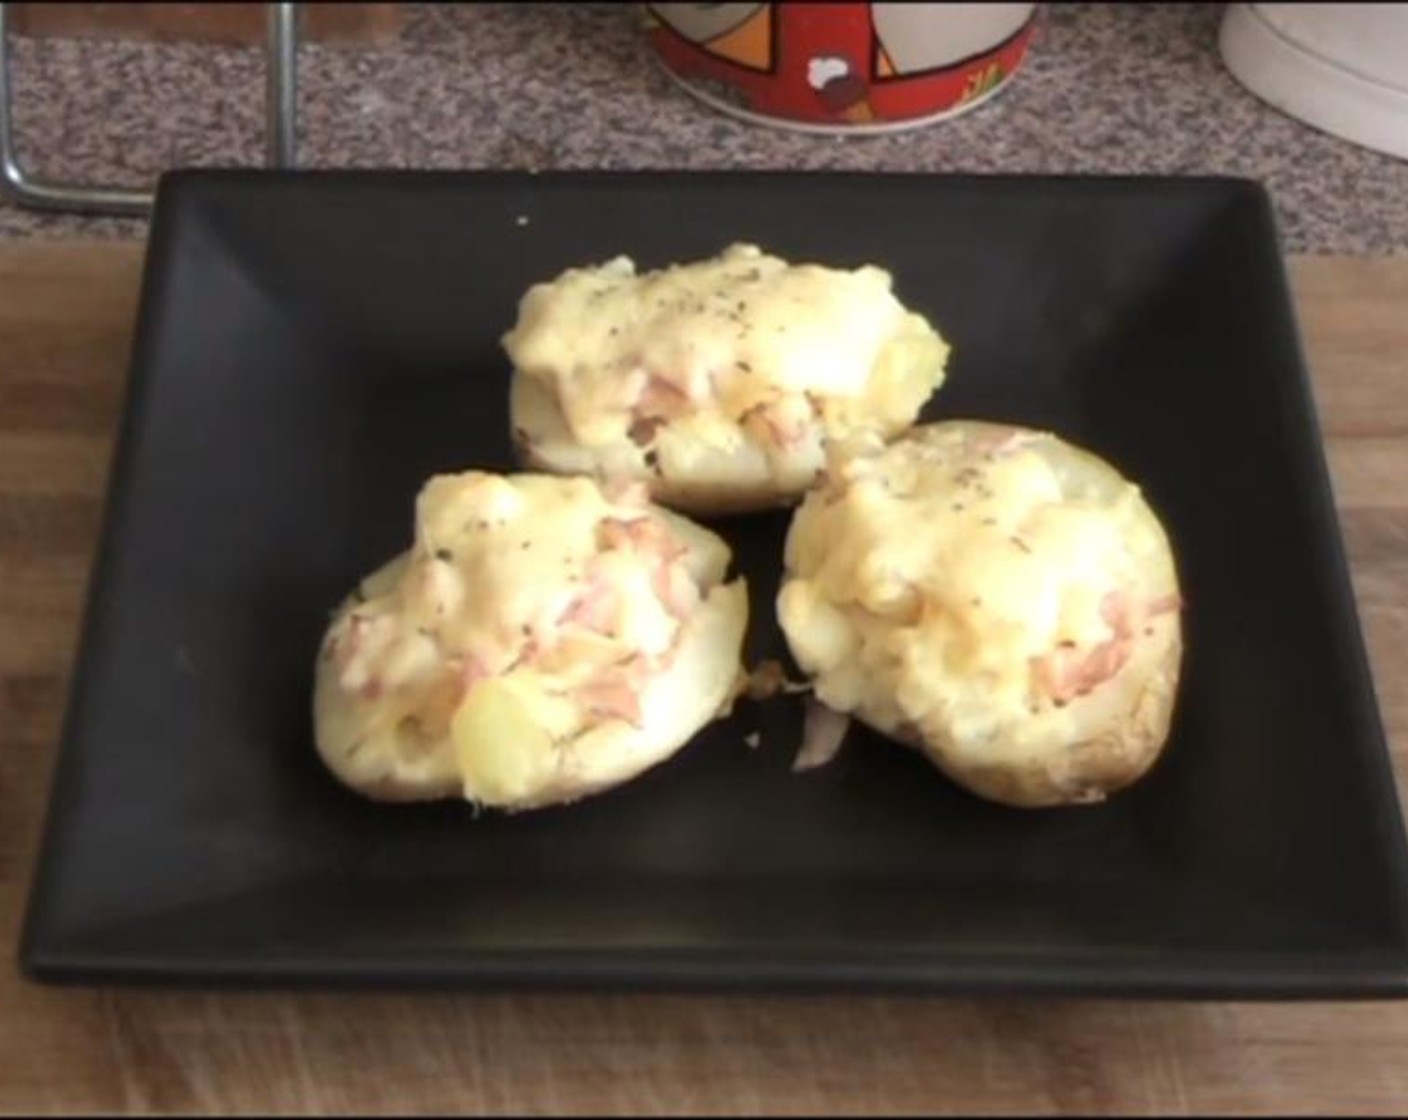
504;243;949;514
776;420;1184;808
314;470;748;811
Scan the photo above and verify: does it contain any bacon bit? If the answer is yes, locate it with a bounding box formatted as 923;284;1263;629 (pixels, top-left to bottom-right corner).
1035;640;1131;704
653;561;699;620
636;374;691;419
974;427;1039;459
1101;589;1133;633
332;613;377;671
1149;593;1183;615
601;477;651;506
580;661;646;727
628;415;666;447
460;656;491;690
559;574;619;634
597;517;642;550
741;400;808;449
598;516;689;563
1031;590;1137;705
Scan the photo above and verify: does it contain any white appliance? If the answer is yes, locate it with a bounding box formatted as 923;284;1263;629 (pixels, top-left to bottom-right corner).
1219;3;1408;161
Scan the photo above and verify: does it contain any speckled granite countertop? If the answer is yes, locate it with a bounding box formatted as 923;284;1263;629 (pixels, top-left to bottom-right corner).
2;3;1405;252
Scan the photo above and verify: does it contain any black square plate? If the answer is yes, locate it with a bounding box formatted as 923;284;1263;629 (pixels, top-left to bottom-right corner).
20;171;1408;996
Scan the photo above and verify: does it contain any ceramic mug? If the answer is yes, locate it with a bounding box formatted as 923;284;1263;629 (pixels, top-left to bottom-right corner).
645;3;1038;134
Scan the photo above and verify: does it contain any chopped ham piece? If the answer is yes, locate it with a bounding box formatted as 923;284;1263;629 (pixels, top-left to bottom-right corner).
1030;589;1180;706
628;415;666;446
459;655;490;690
598;516;687;561
558;572;619;633
653;561;700;620
636;374;691;419
601;477;651;506
971;428;1040;458
741;399;809;449
1031;590;1135;705
579;655;649;727
1149;593;1183;615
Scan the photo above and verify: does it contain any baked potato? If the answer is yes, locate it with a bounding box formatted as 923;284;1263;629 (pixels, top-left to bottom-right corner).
776;420;1184;808
503;243;950;515
313;470;748;811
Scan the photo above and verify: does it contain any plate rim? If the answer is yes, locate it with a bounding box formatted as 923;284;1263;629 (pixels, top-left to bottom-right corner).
18;168;1408;999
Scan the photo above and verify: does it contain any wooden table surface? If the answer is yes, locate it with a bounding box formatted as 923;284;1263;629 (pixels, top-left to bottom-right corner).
1;243;1406;1116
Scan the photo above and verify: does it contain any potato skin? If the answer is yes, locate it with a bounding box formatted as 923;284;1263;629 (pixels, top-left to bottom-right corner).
865;624;1182;808
777;418;1185;810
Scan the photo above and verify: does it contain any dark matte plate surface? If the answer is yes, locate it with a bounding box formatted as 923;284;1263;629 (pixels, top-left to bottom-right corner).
19;170;1408;996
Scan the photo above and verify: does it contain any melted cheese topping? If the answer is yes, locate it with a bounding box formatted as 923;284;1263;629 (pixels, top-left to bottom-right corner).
319;471;733;799
778;424;1178;751
502;243;949;452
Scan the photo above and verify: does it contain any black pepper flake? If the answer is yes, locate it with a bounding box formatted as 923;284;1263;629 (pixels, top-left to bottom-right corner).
609;326;619;336
737;360;752;373
1012;536;1032;553
520;540;532;550
981;517;997;526
1144;627;1154;637
435;548;454;562
476;519;490;531
952;502;965;511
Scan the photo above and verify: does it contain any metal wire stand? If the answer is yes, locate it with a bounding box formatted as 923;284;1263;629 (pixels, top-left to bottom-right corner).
0;1;299;215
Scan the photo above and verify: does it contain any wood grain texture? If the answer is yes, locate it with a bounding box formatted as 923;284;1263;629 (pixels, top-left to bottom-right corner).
0;244;1406;1116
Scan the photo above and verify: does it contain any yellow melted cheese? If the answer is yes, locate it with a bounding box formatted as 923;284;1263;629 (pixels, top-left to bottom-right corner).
326;472;701;754
778;426;1162;746
502;243;949;449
